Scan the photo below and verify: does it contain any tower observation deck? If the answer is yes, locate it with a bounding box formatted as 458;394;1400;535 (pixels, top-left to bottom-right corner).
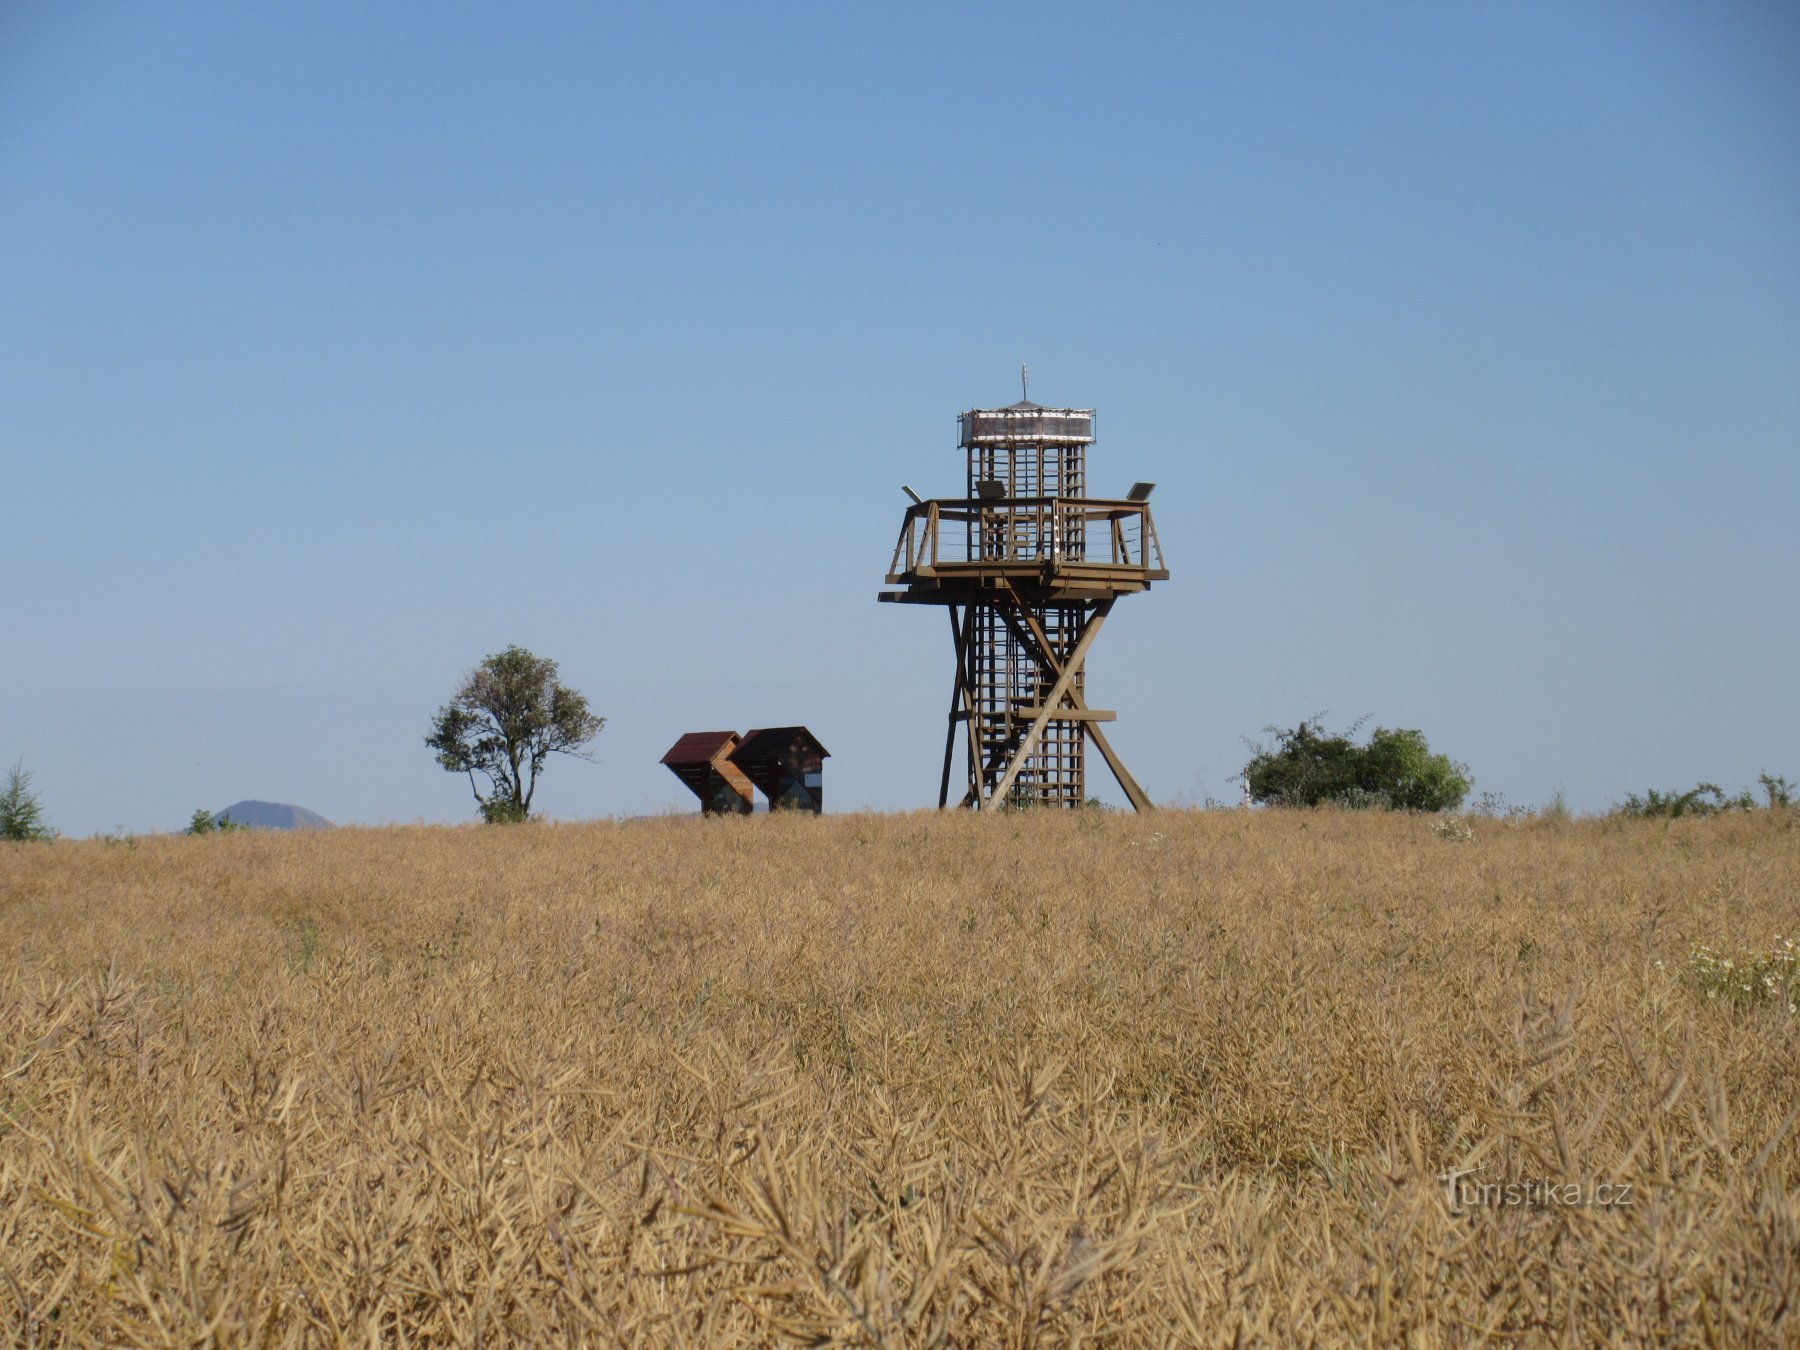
879;396;1167;810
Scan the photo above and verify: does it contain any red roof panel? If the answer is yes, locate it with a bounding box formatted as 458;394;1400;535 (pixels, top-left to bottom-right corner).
660;731;740;767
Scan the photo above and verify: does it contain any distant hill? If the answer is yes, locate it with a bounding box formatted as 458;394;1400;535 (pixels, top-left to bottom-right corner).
214;801;333;831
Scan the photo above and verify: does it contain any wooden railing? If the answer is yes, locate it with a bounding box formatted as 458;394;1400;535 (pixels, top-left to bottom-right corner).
887;498;1165;581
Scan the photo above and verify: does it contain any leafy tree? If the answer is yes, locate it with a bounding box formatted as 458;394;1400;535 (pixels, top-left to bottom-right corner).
426;645;604;823
1;760;57;841
1241;717;1471;812
1357;727;1474;812
1240;719;1362;808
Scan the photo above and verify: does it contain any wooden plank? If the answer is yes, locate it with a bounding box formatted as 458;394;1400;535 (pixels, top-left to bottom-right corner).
1011;707;1115;721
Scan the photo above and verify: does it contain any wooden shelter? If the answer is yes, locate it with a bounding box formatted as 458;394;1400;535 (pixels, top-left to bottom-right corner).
728;727;830;814
879;395;1167;811
660;731;757;815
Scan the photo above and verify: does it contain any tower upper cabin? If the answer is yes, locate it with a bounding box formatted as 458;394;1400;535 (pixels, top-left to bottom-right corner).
882;398;1165;602
960;402;1092;505
959;402;1095;447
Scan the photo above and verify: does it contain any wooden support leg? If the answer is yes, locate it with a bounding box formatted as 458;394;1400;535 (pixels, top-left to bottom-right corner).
939;607;958;809
957;605;987;810
940;606;971;810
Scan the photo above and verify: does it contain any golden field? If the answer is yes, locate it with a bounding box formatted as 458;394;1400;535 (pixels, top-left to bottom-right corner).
2;808;1797;1345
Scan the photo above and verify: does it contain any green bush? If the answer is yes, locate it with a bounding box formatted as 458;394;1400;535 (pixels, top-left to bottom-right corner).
1240;718;1471;812
1616;774;1794;818
478;797;531;826
188;809;247;835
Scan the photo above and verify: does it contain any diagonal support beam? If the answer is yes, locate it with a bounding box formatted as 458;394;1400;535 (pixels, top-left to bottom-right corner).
984;600;1113;809
991;583;1154;812
1086;721;1153;812
995;582;1062;676
961;699;1046;809
965;593;1077;808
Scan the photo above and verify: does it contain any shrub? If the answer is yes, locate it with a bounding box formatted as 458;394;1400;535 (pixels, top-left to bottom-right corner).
187;810;247;836
1616;774;1795;818
1240;718;1471;812
478;797;531;826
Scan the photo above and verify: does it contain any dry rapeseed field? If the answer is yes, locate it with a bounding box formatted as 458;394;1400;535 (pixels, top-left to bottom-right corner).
2;808;1798;1345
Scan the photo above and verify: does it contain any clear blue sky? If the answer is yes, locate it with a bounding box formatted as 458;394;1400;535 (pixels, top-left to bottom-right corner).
4;2;1796;834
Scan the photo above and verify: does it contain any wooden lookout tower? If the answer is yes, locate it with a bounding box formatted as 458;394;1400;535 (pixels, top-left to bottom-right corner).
879;389;1167;810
